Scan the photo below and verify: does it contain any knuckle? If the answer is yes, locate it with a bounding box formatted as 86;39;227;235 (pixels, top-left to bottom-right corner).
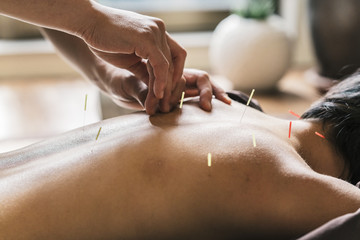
179;47;187;59
196;71;210;84
202;88;213;97
180;76;186;86
200;71;210;80
146;17;166;35
153;17;166;32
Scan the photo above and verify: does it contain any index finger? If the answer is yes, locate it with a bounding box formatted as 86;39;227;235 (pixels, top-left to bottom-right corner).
135;44;169;99
195;75;213;111
144;62;159;115
166;33;187;90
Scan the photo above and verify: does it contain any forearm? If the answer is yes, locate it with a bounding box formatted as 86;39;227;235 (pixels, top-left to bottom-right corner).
40;28;107;91
0;0;96;36
41;28;147;110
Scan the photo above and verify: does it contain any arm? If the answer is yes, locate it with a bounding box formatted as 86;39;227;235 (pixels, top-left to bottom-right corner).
277;172;360;238
40;28;150;111
0;0;186;106
0;0;90;36
40;28;230;113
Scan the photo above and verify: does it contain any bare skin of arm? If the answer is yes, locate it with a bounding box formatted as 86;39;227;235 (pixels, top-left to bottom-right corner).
1;99;360;239
39;28;230;113
0;0;90;34
0;0;187;108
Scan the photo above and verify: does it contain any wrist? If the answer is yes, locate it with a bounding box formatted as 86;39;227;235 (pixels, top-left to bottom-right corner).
82;56;109;92
73;0;106;42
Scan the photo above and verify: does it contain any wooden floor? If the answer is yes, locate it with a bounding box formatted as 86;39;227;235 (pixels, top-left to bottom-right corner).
0;68;321;153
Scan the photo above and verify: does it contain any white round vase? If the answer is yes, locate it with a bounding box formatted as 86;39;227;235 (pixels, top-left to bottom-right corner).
209;14;293;91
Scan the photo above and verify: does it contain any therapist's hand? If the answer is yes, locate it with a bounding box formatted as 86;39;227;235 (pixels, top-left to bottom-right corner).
101;63;186;115
145;68;232;113
0;0;185;108
40;26;184;114
80;3;186;107
107;67;231;114
182;69;232;111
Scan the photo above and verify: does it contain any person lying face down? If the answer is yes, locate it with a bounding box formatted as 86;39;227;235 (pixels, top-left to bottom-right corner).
1;73;360;240
301;72;360;186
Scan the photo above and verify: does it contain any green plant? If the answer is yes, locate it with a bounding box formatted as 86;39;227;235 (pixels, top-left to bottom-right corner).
234;0;274;20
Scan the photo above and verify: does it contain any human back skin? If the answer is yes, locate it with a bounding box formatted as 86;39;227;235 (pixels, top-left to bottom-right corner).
1;99;360;240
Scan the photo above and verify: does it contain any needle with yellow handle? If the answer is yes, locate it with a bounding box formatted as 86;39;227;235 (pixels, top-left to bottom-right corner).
96;127;102;141
240;89;255;123
179;91;185;109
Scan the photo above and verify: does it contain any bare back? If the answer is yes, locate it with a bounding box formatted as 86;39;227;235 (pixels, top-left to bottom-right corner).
1;99;360;239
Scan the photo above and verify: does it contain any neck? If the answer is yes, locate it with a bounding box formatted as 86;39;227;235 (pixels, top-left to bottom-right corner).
290;119;346;179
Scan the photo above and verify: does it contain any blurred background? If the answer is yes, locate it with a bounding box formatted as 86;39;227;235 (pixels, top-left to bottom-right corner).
0;0;359;152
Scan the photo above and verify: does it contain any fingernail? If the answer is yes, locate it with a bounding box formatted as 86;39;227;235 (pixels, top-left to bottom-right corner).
206;101;212;110
226;96;232;104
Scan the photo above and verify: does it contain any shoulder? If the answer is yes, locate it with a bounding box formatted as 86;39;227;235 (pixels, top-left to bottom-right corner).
272;169;360;236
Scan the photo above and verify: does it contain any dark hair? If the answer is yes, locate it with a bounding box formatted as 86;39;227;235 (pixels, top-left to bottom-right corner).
301;72;360;185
